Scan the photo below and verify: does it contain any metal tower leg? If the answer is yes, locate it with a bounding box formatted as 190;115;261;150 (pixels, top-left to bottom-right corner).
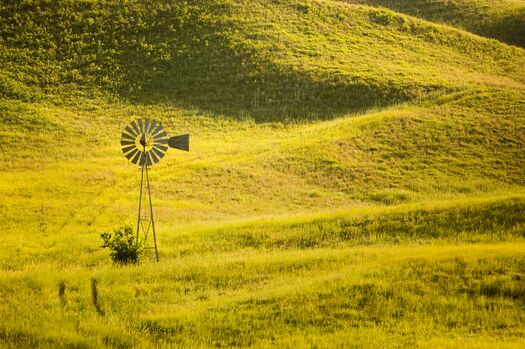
136;158;145;239
145;164;159;262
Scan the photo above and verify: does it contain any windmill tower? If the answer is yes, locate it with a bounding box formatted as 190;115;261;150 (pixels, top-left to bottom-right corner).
121;118;189;261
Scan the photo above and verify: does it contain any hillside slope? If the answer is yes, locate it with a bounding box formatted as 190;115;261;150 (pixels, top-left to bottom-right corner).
0;0;523;240
348;0;525;47
1;0;524;121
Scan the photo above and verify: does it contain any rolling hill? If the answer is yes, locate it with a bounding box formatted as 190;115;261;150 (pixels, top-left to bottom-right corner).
0;0;524;347
348;0;525;47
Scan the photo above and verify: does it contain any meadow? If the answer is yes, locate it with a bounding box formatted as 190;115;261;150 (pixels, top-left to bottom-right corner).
0;0;524;347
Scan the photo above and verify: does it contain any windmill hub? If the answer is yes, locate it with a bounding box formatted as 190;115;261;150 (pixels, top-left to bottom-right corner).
138;133;154;151
120;118;190;262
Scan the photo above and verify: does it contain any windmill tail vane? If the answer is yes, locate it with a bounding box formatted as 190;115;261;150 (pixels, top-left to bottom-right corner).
120;118;189;262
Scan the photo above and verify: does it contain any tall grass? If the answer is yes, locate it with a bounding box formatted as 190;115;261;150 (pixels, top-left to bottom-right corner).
0;242;523;347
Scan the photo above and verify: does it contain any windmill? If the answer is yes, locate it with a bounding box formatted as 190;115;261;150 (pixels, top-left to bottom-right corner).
121;118;189;262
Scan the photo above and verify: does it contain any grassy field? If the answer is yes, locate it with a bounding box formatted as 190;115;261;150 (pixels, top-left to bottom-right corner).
0;0;524;347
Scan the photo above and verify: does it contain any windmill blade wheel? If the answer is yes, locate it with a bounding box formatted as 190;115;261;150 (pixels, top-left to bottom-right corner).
121;118;169;166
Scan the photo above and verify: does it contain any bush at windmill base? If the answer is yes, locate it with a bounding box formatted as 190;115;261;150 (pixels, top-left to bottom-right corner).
100;223;145;265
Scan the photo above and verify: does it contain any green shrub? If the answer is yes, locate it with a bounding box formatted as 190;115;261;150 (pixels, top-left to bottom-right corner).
370;9;396;25
100;223;145;265
0;74;33;101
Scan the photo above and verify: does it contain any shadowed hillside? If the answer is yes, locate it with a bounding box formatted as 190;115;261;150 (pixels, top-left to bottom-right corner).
348;0;525;47
1;0;524;121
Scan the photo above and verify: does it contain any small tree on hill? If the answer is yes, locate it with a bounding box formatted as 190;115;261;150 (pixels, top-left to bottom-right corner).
100;223;145;265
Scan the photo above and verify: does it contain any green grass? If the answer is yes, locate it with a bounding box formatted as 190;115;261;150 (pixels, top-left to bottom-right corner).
1;240;524;347
0;0;524;347
347;0;525;47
